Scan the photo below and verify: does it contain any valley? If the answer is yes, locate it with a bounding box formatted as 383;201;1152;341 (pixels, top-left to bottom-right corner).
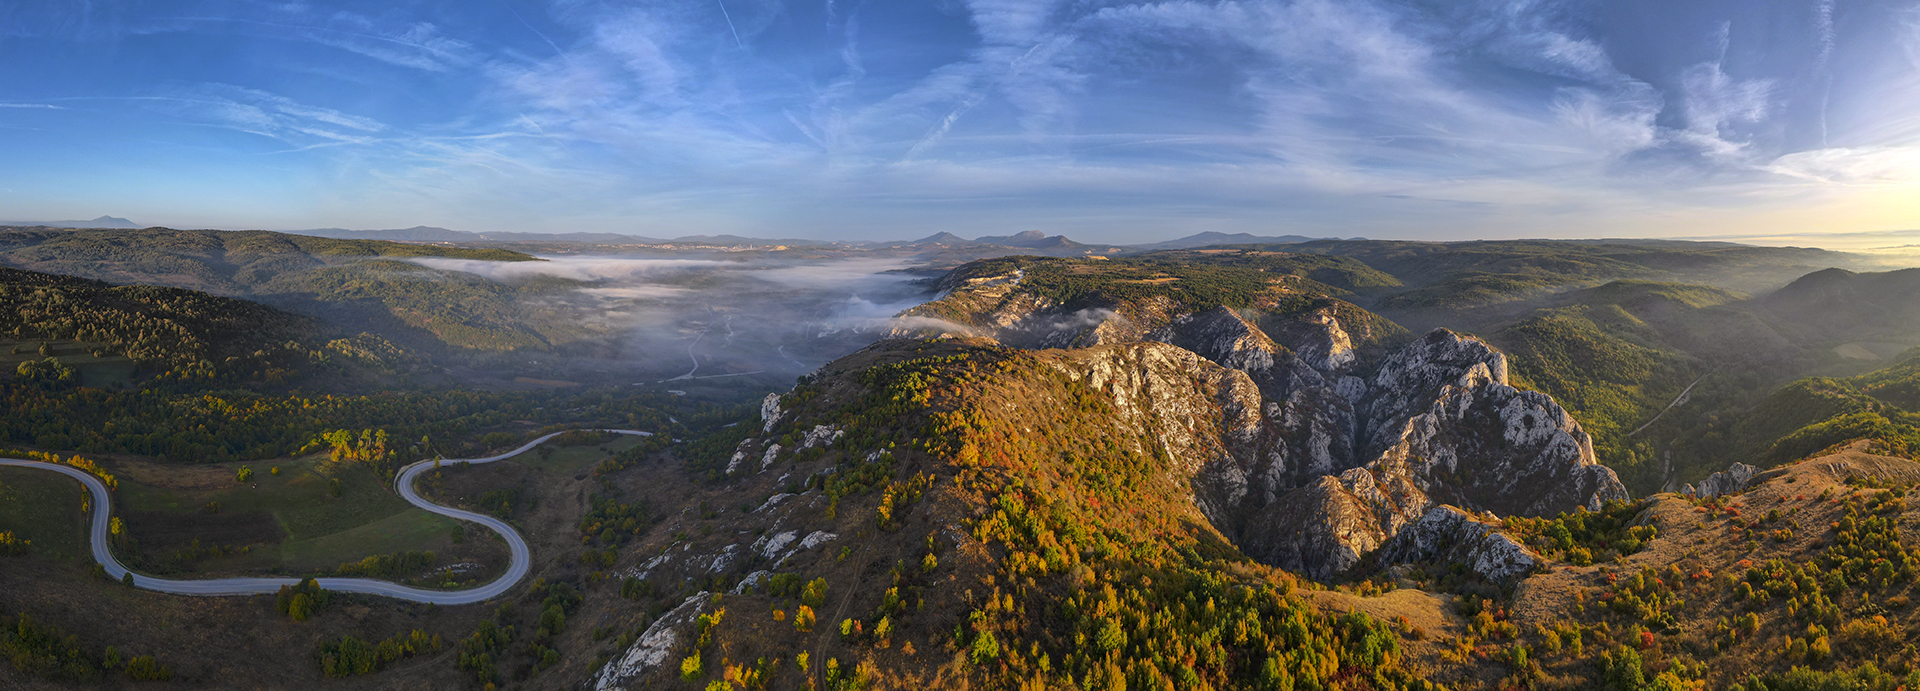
13;3;1919;687
4;229;1920;689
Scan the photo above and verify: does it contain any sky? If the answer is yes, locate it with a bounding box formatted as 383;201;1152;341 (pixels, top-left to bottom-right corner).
1;0;1918;243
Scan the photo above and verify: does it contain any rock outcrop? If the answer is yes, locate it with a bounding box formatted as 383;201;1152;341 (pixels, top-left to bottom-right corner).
889;268;1628;581
592;592;711;690
1013;323;1627;581
1152;325;1624;580
1682;462;1759;499
1371;506;1540;584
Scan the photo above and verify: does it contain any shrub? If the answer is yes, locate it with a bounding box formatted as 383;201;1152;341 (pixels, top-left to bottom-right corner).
970;631;1001;664
124;656;172;681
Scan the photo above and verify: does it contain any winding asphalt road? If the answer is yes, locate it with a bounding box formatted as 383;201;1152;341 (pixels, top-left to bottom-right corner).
0;429;652;605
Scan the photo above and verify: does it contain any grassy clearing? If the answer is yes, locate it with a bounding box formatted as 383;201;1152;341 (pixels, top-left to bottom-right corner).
211;508;465;573
112;453;434;574
509;434;646;475
103;438;631;577
0;467;88;561
117;454;411;542
0;338;138;388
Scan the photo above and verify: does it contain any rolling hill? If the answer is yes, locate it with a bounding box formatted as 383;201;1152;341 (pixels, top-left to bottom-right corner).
0;228;593;353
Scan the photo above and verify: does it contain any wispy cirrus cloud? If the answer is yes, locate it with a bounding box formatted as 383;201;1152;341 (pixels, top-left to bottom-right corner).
122;83;385;146
4;0;1919;241
230;15;478;72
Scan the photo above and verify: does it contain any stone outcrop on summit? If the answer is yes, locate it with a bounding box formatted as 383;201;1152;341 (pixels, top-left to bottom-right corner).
903;270;1628;580
1190;325;1626;580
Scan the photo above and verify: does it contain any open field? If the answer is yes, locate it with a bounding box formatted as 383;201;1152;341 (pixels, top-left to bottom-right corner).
509;433;647;476
0;338;138;388
115;453;412;541
0;467;88;561
93;436;638;581
109;452;501;578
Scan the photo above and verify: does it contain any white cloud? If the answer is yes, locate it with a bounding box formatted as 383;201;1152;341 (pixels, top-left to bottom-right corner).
1675;59;1774;159
1553;87;1663;155
1765;146;1920;184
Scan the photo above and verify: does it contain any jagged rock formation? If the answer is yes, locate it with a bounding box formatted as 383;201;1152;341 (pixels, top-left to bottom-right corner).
1682;462;1759;499
1120;309;1625;580
1371;506;1540;584
894;270;1628;581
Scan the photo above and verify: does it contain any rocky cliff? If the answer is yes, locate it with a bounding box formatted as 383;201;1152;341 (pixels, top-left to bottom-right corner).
892;258;1628;581
1041;301;1624;580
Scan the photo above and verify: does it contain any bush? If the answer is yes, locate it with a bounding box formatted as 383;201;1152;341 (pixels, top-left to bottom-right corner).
801;577;829;608
275;578;330;621
970;631;1001;664
124;656;172;681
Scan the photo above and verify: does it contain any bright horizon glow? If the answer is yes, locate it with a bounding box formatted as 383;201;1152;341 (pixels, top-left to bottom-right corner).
2;1;1919;244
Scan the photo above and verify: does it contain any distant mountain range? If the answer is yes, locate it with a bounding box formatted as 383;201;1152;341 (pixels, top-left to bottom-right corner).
0;215;140;229
293;225;1344;250
0;218;1339;250
1134;231;1327;249
292;226;838;247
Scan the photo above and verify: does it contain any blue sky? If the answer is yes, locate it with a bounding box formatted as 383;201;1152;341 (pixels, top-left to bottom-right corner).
1;0;1918;242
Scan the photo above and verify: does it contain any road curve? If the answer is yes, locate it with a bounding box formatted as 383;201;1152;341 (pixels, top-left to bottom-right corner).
0;429;652;606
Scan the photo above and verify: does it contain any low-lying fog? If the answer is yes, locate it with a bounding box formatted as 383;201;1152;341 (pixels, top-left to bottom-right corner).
408;254;949;389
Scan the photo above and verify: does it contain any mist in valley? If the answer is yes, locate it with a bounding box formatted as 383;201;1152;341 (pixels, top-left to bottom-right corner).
409;254;947;392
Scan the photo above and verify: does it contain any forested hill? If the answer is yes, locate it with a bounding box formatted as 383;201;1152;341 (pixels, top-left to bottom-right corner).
0;228;583;352
1284;238;1858;295
0;227;533;296
0;266;320;380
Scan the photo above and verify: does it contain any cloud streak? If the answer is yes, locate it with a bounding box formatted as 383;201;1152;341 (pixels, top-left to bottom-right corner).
2;0;1919;241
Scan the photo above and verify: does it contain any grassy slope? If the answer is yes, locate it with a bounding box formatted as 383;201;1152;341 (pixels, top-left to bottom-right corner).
1499;446;1920;690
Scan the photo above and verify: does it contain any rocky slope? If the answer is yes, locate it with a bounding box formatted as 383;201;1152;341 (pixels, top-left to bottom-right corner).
893;256;1628;580
584;338;1460;690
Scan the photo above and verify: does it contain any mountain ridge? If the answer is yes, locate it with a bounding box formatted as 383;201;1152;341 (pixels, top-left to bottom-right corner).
0;215;139;229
